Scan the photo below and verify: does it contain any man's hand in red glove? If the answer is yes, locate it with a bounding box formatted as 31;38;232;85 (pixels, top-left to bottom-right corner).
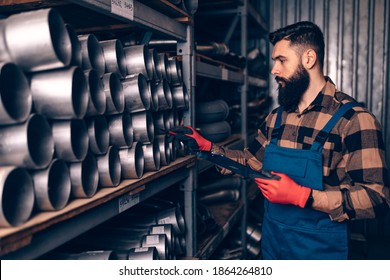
254;172;311;208
168;126;212;151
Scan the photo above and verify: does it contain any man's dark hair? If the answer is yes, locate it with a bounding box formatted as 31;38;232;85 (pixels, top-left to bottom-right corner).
269;21;325;70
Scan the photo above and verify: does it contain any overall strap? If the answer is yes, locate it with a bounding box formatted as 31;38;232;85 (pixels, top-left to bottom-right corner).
311;102;360;152
270;106;284;144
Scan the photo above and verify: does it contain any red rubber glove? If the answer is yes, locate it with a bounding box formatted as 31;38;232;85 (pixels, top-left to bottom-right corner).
169;126;212;151
254;172;311;208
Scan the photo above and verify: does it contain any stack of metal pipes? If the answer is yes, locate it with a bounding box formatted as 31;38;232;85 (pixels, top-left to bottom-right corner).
0;7;189;228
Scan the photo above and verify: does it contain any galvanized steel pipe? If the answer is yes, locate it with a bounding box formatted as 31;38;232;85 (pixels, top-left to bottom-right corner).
119;141;144;179
123;44;154;80
167;57;182;85
142;140;161;172
31;158;71;211
0;62;32;125
149;48;161;81
148;81;159;112
84;69;106;116
127;247;159;260
86;115;110;155
122;74;151;112
68;152;99;198
30;66;88;119
0;8;71;72
107;111;134;148
131;111;154;143
78;34;105;77
102;72;125;115
51;119;89;162
0;114;54;169
100;39;127;78
152;79;172;110
156;135;171;166
171;83;189;110
0;166;34;227
96;146;121;187
141;234;168;260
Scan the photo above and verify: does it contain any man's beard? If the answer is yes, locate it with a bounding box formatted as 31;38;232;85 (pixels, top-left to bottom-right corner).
276;64;310;111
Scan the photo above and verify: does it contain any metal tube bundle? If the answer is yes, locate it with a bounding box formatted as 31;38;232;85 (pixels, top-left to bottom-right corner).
0;8;72;72
0;166;35;227
78;34;105;77
31;158;71;211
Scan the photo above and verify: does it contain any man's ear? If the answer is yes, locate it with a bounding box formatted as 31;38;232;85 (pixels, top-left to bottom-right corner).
302;49;317;70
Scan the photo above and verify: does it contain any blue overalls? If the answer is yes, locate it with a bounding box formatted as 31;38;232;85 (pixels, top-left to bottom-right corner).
261;102;358;260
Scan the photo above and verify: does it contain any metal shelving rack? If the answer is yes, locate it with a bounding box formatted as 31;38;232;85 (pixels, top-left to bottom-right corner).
193;0;269;259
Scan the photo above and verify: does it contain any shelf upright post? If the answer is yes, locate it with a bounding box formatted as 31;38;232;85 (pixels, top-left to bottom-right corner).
177;22;197;257
239;0;249;259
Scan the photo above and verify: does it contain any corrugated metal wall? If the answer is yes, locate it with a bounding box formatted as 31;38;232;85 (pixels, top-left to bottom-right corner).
268;0;390;236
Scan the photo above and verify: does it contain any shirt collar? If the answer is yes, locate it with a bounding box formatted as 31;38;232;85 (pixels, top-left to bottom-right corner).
305;76;338;111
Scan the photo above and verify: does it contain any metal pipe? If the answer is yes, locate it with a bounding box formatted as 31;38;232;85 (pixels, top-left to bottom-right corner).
30;66;88;119
107;112;134;148
86;115;110;155
0;166;34;227
122;74;151;112
171;83;189;110
123;44;154;80
152;79;172;110
149;224;174;252
99;39;127;78
141;234;168;260
197;121;231;143
198;189;240;205
84;69;106;116
0;8;71;72
195;99;230;123
167;57;183;85
156;53;169;82
65;24;82;67
31;158;71;211
0;62;32;125
51;119;89;162
78;34;105;77
0;114;54;169
131;111;154;143
68;152;99;198
96;146;121;187
119;141;144;179
142;140;161;172
102;72;125;115
156;134;171;166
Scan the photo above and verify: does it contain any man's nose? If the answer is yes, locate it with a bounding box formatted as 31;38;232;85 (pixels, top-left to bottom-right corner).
271;64;279;76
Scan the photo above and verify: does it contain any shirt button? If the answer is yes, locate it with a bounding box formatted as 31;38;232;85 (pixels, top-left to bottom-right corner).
292;132;297;136
297;115;301;118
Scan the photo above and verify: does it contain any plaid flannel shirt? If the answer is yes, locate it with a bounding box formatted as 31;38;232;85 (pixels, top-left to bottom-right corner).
214;78;390;222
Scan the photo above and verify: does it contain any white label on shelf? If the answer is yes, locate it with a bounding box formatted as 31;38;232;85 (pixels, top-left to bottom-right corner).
118;193;139;213
111;0;134;20
145;235;159;244
151;226;165;234
221;68;229;80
